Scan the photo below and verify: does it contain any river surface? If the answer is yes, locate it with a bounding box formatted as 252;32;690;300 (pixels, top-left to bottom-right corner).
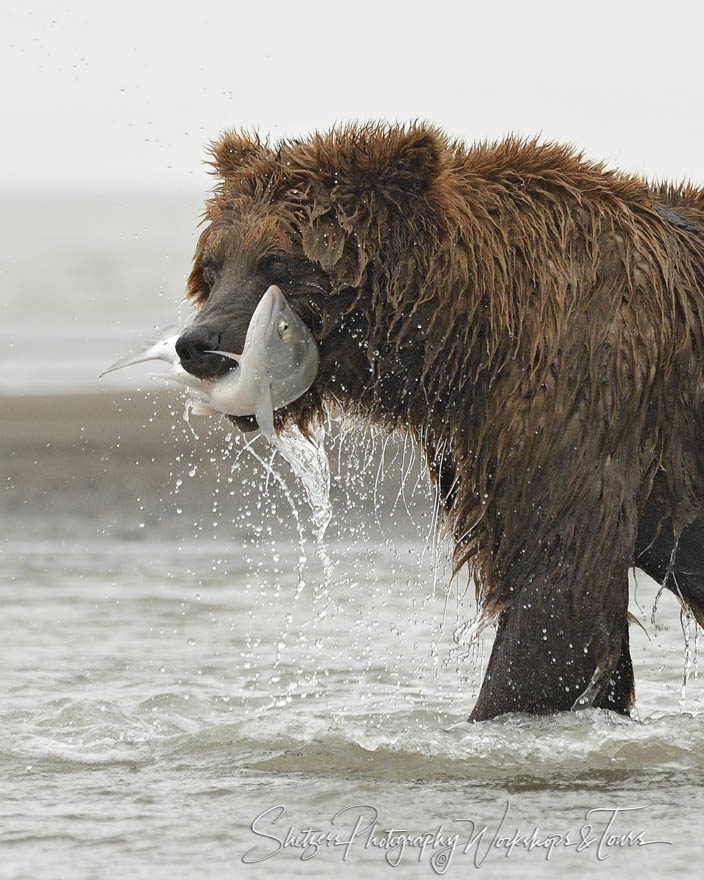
1;192;702;878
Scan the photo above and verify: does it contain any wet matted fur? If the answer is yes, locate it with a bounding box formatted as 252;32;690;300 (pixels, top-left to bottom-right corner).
182;123;704;720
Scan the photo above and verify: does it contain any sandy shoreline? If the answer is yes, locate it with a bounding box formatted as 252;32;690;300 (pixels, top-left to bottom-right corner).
2;391;276;543
1;391;425;545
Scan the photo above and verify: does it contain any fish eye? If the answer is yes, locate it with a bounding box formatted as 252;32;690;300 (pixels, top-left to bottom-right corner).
277;319;290;338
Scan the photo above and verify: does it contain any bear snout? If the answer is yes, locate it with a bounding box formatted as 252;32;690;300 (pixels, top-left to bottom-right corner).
175;324;232;380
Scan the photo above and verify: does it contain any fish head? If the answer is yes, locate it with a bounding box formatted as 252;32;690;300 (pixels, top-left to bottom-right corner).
245;285;318;381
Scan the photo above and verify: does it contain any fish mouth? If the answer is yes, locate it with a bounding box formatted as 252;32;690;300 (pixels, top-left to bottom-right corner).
263;286;282;343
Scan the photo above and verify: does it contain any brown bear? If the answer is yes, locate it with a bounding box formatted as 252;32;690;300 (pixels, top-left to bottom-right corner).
175;123;704;721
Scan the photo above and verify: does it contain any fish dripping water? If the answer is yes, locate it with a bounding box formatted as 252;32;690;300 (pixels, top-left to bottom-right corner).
100;285;319;437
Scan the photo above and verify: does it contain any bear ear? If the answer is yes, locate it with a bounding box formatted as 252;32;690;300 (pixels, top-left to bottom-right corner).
336;124;445;196
208;130;269;180
373;126;444;193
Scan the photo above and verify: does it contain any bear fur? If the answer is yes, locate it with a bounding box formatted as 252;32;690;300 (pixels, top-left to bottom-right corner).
182;123;704;720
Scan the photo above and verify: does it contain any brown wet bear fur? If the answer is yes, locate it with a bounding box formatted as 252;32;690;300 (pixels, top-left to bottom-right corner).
179;123;704;720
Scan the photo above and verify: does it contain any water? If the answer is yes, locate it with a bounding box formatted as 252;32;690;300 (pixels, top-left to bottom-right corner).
2;536;702;878
3;404;702;879
0;190;202;395
2;192;703;877
272;422;335;607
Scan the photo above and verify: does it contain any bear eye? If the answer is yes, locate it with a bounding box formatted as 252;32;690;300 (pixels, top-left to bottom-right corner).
202;262;219;290
258;253;291;283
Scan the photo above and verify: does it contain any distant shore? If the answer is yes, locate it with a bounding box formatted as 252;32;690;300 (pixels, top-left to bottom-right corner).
2;391;268;543
1;392;427;545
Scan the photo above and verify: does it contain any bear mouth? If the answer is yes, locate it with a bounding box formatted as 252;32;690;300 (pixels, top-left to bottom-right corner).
178;353;233;382
227;413;259;432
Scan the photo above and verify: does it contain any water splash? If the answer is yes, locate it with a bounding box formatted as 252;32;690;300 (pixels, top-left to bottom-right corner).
680;607;696;712
245;418;337;707
162;402;479;715
272;420;333;588
237;437;309;674
449;600;491;694
181;396;202;440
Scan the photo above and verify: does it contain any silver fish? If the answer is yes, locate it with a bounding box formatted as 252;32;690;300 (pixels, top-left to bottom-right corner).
100;286;319;439
205;285;319;437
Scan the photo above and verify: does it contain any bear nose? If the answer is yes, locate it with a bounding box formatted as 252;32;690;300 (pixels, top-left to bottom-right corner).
175;324;230;379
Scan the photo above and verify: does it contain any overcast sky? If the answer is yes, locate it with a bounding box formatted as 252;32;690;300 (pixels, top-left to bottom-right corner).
4;1;704;191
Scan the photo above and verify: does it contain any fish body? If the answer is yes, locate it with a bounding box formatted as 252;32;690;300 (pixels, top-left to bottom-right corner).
206;285;319;435
100;286;319;438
